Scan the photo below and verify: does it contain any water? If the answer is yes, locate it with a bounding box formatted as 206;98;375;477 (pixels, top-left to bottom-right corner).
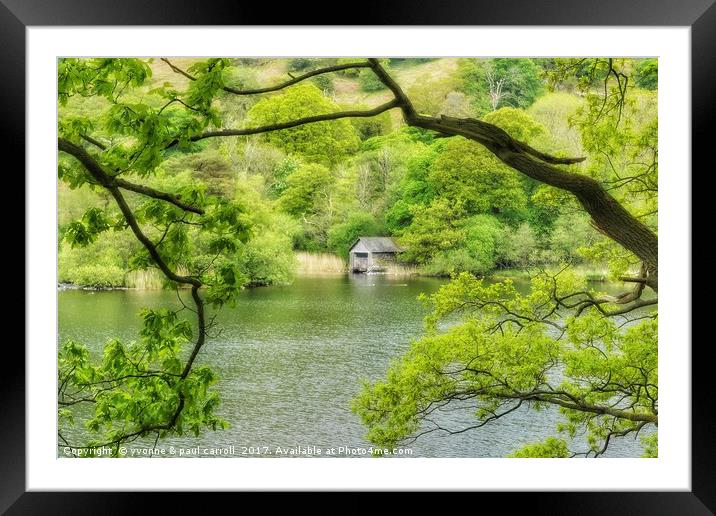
58;274;647;458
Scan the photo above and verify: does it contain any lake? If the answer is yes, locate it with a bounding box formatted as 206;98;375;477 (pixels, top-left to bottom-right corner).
58;274;647;458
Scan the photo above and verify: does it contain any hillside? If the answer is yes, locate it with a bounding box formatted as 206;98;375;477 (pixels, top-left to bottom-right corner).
58;57;657;288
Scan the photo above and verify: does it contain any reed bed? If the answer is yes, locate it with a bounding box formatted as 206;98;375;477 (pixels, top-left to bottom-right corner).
295;252;347;274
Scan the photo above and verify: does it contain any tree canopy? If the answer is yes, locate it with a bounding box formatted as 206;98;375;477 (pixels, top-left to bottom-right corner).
58;56;658;457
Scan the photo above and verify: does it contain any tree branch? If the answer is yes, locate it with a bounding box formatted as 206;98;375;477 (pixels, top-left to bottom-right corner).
602;298;658;317
524;393;657;423
166;99;400;148
619;276;648;283
59;138;204;215
161;58;372;95
58;136;211;450
80;133;107;150
113;177;204;215
363;59;658;291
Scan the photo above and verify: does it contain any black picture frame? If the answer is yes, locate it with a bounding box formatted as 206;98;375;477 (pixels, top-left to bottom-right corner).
5;0;710;512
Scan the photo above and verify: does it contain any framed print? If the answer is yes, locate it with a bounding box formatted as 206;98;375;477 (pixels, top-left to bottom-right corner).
5;0;712;512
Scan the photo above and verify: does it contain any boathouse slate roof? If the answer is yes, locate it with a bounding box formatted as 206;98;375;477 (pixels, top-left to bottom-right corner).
349;237;405;253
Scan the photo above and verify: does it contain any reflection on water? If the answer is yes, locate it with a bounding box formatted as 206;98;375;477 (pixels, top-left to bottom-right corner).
58;274;646;457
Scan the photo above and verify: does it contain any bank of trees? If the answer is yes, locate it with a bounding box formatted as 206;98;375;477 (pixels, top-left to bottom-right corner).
58;57;658;457
60;57;633;287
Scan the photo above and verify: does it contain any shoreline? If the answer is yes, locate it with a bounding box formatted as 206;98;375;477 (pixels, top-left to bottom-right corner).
58;265;615;292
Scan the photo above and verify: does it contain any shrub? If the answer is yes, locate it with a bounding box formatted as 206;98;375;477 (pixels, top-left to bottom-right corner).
59;263;126;288
547;212;600;263
351;110;392;140
288;58;314;72
422;249;489;276
238;232;296;286
58;227;140;287
418;214;506;276
499;223;539;267
310;74;335;94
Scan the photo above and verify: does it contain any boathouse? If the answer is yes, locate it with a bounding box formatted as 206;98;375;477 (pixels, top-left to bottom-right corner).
348;237;405;273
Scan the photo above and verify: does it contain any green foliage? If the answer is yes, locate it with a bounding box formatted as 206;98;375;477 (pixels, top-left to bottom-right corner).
547;213;601;263
499;223;539;267
397;198;464;264
358;61;391;92
232;178;300;286
352;271;658;455
573;86;657;274
422;214;506;276
407;74;461;117
348;130;425;218
247;83;360;164
310;74;335;94
427;137;527;216
458;58;544;113
238;231;296;286
385;199;413;233
288;58;314;72
58;57;658;457
350;109;392;140
270;156;301;198
58;313;228;452
641;433;658;458
336;58;363;77
60;264;127;288
388;58;435;66
483;107;546;143
509;437;570;458
457;59;492;115
527;92;583;156
327;213;385;259
490;58;544;109
59;204;141;288
275;162;355;249
184;58;231;113
63;208;112;247
385;118;561;274
278;163;334;217
440;91;475;118
635;58;658;90
385;144;440;231
58;58;152;106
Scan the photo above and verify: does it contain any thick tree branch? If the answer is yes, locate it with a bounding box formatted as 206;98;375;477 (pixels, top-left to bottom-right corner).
105;184;200;288
165;99;400;149
602;298;658;317
524;393;657;423
161;58;372;95
113;177;205;215
80;133;107;150
59;138;204;215
565;264;656;317
367;58;417;118
619;276;648;283
364;59;658;291
181;284;206;379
